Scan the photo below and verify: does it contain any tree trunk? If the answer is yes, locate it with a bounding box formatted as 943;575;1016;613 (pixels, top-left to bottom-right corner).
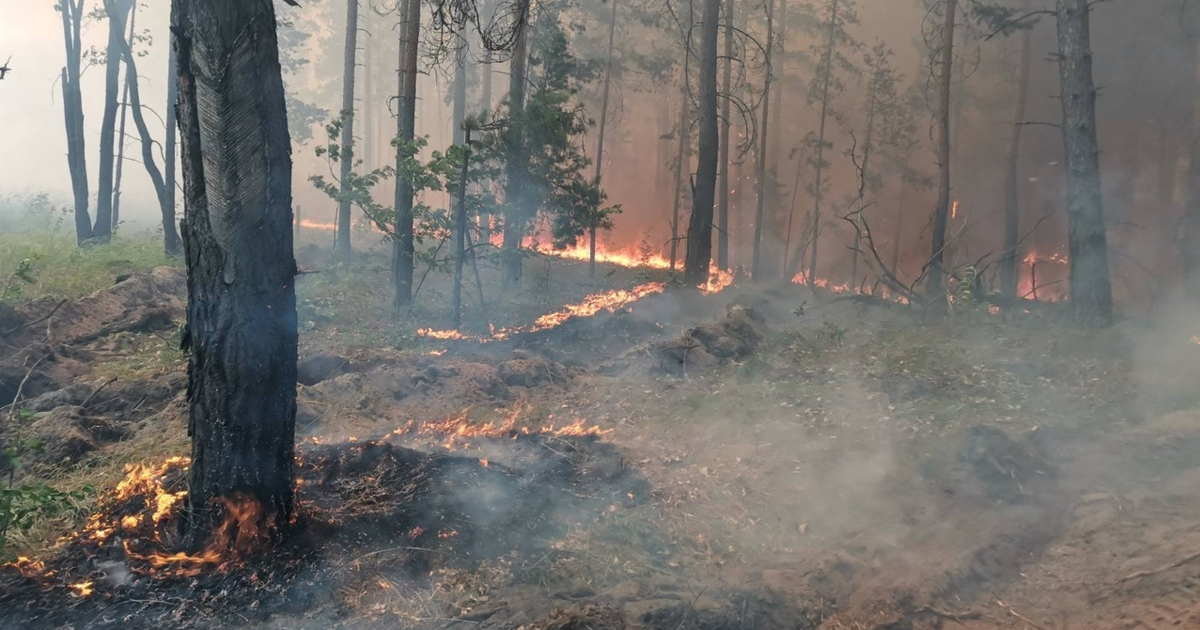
480;52;493;244
94;0;134;244
393;0;420;311
336;0;359;264
501;0;531;286
851;63;878;287
717;0;734;270
685;0;721;284
1000;14;1032;298
454;128;471;328
112;2;137;233
164;32;181;256
173;0;298;546
772;0;787;167
60;0;93;246
670;81;688;271
1056;0;1113;324
590;0;618;278
926;0;956;298
110;1;180;260
1185;35;1200;299
364;31;374;173
750;0;775;280
805;0;841;285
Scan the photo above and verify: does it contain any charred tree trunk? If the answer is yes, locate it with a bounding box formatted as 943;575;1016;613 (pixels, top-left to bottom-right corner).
1056;0;1113;324
480;51;493;245
805;0;841;286
173;0;298;545
926;0;956;298
717;0;734;271
60;0;93;246
109;0;180;259
670;81;688;271
501;0;531;286
336;0;359;264
453;128;471;328
112;2;137;232
94;0;134;244
393;0;420;311
1000;16;1032;298
590;0;618;278
685;0;721;284
750;0;776;281
164;33;182;256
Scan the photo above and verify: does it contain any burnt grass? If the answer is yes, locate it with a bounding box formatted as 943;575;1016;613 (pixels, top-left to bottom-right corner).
0;432;648;630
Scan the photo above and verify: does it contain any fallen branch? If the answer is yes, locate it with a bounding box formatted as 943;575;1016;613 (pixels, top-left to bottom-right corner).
2;299;67;336
1116;550;1200;585
80;377;119;410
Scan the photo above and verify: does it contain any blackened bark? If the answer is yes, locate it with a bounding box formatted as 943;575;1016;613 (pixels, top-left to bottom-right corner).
1056;0;1113;324
173;0;298;545
717;0;734;270
336;0;359;264
60;0;93;246
685;0;721;284
165;33;182;256
501;0;531;286
926;0;956;298
750;0;775;281
670;80;688;271
95;0;134;243
1000;16;1032;298
590;0;618;278
805;0;841;286
393;0;419;312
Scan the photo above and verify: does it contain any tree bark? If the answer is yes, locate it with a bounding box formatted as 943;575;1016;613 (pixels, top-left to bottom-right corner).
685;0;721;284
165;31;182;256
336;0;359;264
1056;0;1113;324
1185;35;1200;299
805;0;841;286
173;0;298;545
1000;14;1032;298
926;0;956;298
112;2;138;232
590;0;618;278
716;0;734;271
670;80;688;271
750;0;775;280
393;0;420;311
851;57;879;287
95;0;134;243
480;49;493;244
60;0;93;246
453;128;471;328
501;0;531;286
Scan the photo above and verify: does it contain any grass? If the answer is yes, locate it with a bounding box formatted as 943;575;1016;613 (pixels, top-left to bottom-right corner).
0;233;177;304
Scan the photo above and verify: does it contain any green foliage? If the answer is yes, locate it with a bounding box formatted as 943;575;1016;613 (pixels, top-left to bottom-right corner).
2;259;36;301
310;111;402;238
0;426;93;560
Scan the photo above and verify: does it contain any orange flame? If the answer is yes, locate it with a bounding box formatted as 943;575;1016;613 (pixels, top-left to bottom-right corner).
69;581;94;597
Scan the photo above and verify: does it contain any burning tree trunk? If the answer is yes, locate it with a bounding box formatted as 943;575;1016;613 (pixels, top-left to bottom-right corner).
1000;12;1032;299
59;0;93;246
685;0;721;285
590;0;618;279
112;2;138;232
1055;0;1113;324
393;0;420;311
109;0;180;260
717;0;734;271
164;33;182;256
805;0;842;286
501;0;531;286
926;0;956;298
94;0;135;244
750;0;776;281
336;0;359;264
173;0;299;545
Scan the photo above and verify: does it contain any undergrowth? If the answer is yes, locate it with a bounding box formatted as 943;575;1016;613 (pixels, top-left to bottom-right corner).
0;233;176;304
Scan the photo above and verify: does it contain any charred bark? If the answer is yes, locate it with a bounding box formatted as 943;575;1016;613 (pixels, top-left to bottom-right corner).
336;0;359;264
750;0;776;281
717;0;734;270
670;80;688;271
926;0;956;298
173;0;298;546
1055;0;1113;324
393;0;420;312
60;0;93;246
94;0;134;243
1000;15;1032;298
501;0;532;286
685;0;721;284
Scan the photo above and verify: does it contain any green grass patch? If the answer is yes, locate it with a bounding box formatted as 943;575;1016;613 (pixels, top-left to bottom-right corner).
0;233;177;304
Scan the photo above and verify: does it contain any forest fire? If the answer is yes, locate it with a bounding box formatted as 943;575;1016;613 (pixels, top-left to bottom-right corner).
394;409;612;452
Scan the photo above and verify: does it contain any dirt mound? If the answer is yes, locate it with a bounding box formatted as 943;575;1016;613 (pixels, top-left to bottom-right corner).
499;355;569;388
600;303;767;376
26;406;130;466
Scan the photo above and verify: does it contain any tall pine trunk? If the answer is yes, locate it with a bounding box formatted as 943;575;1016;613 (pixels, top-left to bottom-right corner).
851;63;878;287
670;81;688;271
173;0;298;545
480;49;493;244
94;0;133;243
590;0;618;278
1056;0;1113;324
60;0;93;246
112;2;137;232
501;0;531;286
804;0;841;285
1000;15;1032;298
926;0;956;298
393;0;420;311
717;0;734;270
685;0;721;284
336;0;359;264
164;33;181;256
750;0;775;280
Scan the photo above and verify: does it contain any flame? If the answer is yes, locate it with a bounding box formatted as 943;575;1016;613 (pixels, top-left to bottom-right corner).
2;556;48;578
393;409;612;452
951;199;959;220
1023;251;1068;266
297;219;337;231
69;581;94;597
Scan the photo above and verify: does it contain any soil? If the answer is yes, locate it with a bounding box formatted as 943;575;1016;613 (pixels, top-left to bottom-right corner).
3;265;1200;630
